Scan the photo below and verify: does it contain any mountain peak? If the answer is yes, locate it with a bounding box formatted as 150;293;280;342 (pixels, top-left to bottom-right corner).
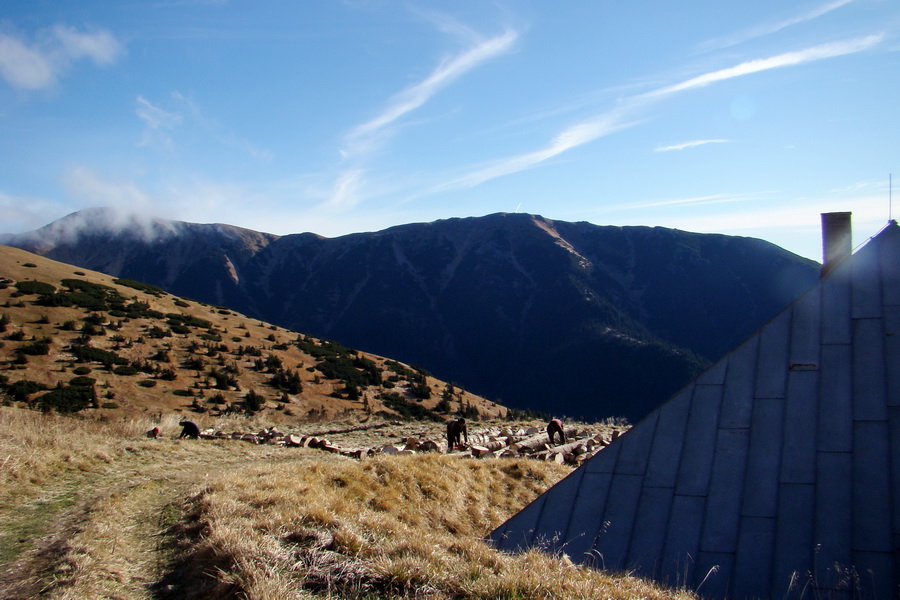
1;210;821;420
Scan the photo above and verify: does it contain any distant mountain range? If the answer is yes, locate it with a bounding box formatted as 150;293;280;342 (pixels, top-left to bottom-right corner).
1;208;821;421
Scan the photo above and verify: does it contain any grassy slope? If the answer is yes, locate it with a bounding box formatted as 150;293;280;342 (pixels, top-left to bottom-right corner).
0;407;695;600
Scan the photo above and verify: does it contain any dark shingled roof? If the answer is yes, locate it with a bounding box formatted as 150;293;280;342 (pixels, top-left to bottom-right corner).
488;220;900;600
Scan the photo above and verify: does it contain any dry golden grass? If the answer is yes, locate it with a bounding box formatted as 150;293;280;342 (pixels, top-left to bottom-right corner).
0;405;160;490
0;407;692;600
167;454;697;600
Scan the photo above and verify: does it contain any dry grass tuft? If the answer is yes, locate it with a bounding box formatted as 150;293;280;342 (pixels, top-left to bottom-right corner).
167;454;697;600
0;406;163;491
0;404;689;599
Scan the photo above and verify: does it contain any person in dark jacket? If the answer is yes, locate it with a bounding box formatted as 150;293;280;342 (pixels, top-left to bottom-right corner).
178;420;200;439
547;418;566;445
446;417;468;451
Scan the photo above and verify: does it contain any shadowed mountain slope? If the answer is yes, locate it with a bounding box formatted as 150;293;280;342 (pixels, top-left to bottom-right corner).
2;209;820;420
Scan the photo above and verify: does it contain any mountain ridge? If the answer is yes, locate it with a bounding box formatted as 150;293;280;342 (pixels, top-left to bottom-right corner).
2;208;821;420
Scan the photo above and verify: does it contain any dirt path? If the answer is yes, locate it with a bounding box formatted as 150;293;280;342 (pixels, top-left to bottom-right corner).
0;439;336;599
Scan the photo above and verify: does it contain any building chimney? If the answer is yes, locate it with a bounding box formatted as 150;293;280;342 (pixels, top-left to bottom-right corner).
821;211;851;277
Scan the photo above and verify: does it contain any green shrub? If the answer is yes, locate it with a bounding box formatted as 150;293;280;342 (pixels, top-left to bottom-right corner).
101;402;120;409
243;389;265;414
36;377;97;413
138;379;158;388
379;392;442;422
208;368;239;390
5;379;47;402
269;368;303;394
35;279;125;312
37;386;94;413
69;344;128;366
113;278;166;296
17;338;51;356
166;313;212;329
146;326;172;339
15;280;56;295
113;365;138;376
157;368;177;381
123;301;165;320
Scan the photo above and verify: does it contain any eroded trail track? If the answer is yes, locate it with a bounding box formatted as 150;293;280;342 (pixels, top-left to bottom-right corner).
0;439;331;600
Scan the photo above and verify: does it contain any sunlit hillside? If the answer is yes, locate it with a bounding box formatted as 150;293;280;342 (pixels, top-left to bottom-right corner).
0;245;504;424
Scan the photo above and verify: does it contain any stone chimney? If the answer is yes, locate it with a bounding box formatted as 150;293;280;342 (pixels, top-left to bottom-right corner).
820;211;852;277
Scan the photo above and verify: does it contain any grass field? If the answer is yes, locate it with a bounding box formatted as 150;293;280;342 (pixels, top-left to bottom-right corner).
0;406;696;599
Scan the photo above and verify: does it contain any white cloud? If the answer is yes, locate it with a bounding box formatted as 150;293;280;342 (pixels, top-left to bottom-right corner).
52;25;122;65
135;92;272;159
655;139;731;152
170;91;273;161
609;192;765;211
0;33;56;90
0;192;64;233
136;96;182;150
326;169;367;210
0;25;122;91
136;96;182;131
646;34;884;98
431;108;639;192
430;33;885;193
341;29;519;159
59;167;262;232
62;166;154;214
699;0;857;52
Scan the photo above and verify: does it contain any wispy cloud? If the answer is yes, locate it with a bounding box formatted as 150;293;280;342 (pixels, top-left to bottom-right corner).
171;91;273;160
328;24;519;209
0;34;55;89
646;34;883;98
52;25;121;65
607;192;769;212
63;166;153;210
0;192;65;233
136;95;182;150
0;25;122;91
430;107;640;193
326;169;367;210
655;139;730;152
340;28;519;160
699;0;857;52
433;33;884;192
135;92;272;159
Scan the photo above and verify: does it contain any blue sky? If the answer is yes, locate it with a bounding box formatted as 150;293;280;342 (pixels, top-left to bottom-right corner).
1;0;898;261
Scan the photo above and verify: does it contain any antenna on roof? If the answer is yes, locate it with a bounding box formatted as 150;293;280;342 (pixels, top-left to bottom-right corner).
890;173;893;222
